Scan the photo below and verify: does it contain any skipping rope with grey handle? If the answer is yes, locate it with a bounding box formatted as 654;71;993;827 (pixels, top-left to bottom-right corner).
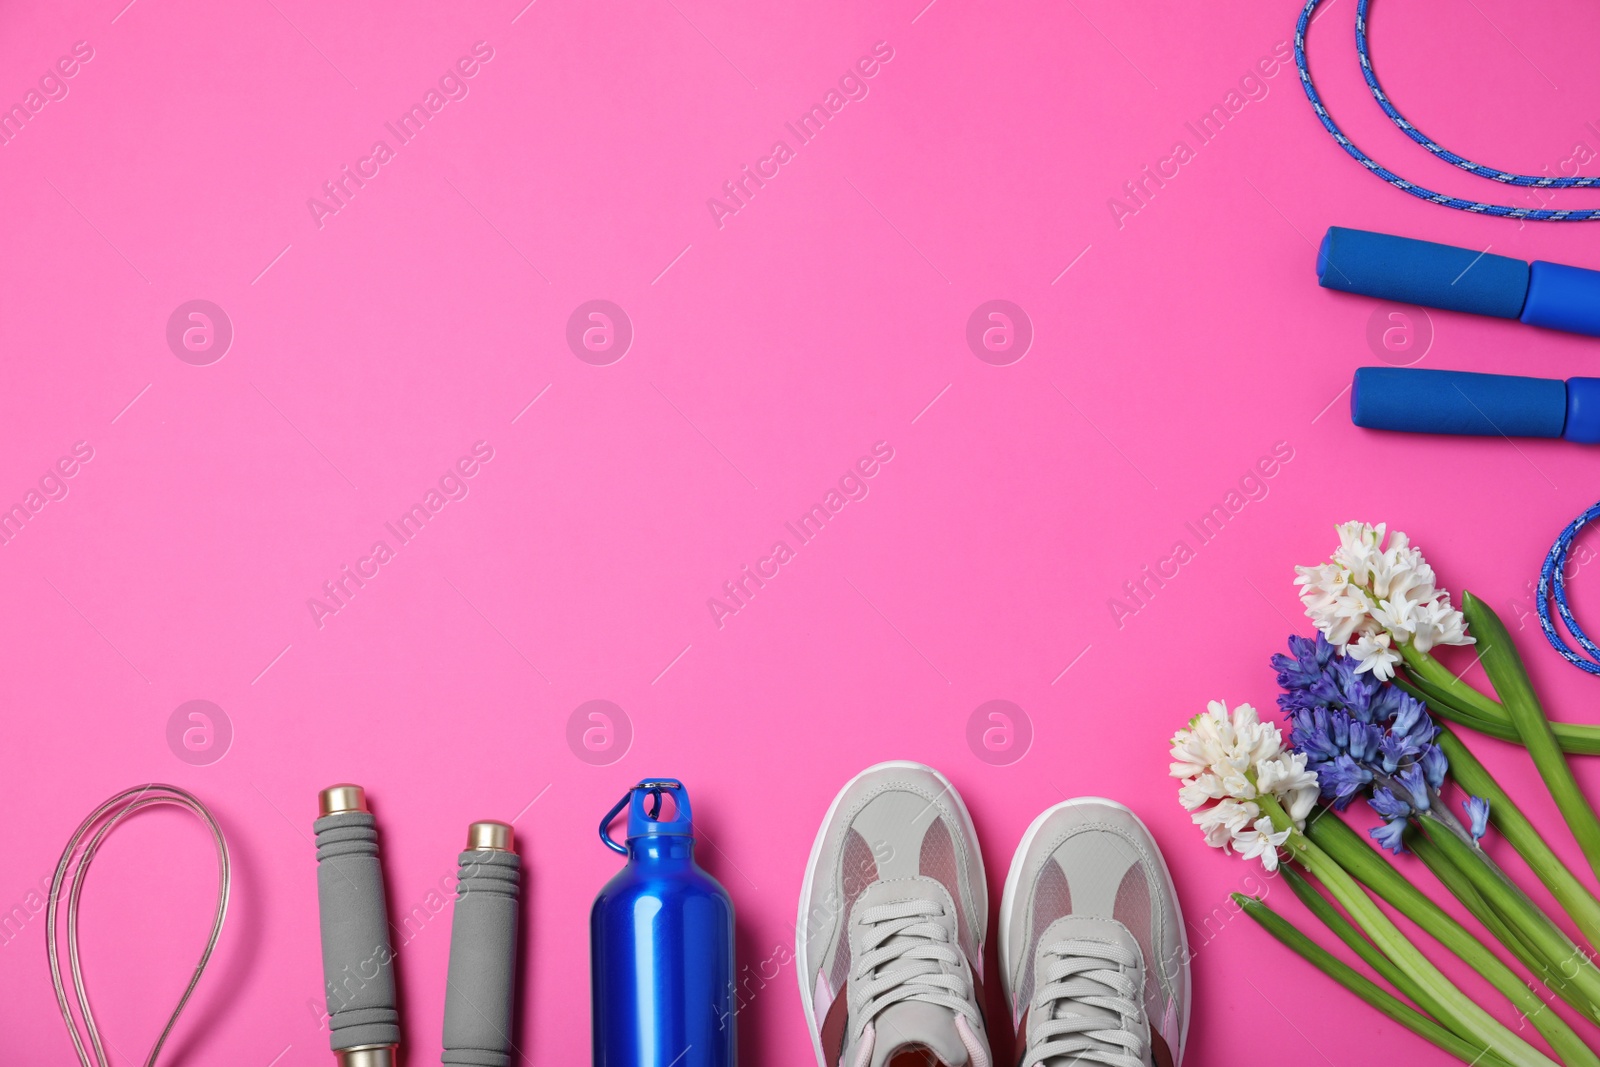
442;821;523;1066
314;784;402;1067
49;784;230;1067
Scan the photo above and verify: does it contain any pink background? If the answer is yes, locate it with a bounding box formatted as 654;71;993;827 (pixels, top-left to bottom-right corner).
5;0;1600;1062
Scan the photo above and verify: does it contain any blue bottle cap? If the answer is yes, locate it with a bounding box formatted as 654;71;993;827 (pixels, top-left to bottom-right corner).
600;779;695;852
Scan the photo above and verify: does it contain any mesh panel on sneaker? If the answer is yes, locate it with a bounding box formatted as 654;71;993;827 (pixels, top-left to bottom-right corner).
828;828;882;995
1112;863;1153;970
1015;860;1071;1012
1113;862;1161;1031
918;817;974;962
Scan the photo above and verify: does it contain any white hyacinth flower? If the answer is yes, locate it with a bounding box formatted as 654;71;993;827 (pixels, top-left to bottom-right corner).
1194;797;1258;849
1295;521;1472;679
1233;817;1293;873
1170;701;1319;870
1177;773;1227;812
1256;749;1320;823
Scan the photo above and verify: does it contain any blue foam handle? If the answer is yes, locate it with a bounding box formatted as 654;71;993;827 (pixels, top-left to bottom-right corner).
1318;227;1529;319
1522;261;1600;338
1351;367;1565;438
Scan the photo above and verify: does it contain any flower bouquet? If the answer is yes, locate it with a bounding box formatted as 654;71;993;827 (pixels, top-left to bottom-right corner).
1175;522;1600;1065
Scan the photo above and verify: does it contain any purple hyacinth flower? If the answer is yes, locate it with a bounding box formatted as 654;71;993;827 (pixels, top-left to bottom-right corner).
1319;753;1373;809
1273;634;1332;692
1389;695;1431;743
1275;633;1474;845
1289;707;1342;763
1347;721;1383;764
1370;818;1409;854
1421;745;1449;791
1394;764;1432;812
1463;796;1491;841
1369;786;1412;821
1377;732;1413;774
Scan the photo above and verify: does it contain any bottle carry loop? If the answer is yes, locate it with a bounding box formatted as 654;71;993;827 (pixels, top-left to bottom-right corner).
599;778;694;854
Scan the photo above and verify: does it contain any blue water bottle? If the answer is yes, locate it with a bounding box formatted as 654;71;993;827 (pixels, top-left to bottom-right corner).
591;779;736;1067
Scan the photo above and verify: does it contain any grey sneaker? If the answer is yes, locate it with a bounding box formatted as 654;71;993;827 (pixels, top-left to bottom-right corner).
999;799;1189;1067
798;761;993;1067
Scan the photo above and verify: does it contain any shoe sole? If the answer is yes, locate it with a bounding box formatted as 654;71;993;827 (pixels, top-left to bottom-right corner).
795;759;988;1067
997;797;1192;1064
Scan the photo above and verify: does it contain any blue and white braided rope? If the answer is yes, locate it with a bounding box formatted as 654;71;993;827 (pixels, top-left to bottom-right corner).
1295;0;1600;221
1539;501;1600;676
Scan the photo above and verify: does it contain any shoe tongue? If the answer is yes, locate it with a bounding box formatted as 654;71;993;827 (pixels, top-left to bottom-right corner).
870;1002;970;1067
852;879;975;1067
1036;918;1147;1065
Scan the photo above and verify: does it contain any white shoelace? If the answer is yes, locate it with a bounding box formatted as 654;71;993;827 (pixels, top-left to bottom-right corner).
1024;938;1145;1067
848;897;979;1043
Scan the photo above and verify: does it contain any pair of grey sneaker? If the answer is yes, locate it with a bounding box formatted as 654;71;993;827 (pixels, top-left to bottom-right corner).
797;762;1189;1067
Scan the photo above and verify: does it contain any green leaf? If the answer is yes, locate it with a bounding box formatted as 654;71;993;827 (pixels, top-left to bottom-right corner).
1438;726;1600;949
1409;829;1594;1021
1400;644;1600;754
1306;810;1600;1051
1237;893;1512;1067
1421;810;1600;1020
1461;590;1600;881
1261;796;1560;1066
1283;867;1462;1026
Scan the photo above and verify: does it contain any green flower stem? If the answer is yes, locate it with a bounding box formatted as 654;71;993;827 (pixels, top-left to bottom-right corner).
1236;893;1513;1067
1262;797;1560;1066
1409;831;1592;1020
1402;642;1514;722
1462;591;1600;881
1420;812;1600;1018
1415;829;1551;969
1401;643;1600;755
1394;672;1527;745
1438;725;1600;949
1306;811;1600;1055
1282;867;1460;1025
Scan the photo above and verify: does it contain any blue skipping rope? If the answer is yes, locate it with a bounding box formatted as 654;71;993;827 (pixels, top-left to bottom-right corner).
1295;0;1600;220
1540;502;1600;675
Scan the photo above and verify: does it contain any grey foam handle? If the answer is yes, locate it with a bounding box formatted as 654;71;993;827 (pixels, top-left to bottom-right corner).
442;849;522;1066
314;811;402;1052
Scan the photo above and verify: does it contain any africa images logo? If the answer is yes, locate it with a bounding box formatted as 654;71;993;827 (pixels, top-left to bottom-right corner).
705;41;896;230
706;442;894;629
305;42;496;230
306;441;496;629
